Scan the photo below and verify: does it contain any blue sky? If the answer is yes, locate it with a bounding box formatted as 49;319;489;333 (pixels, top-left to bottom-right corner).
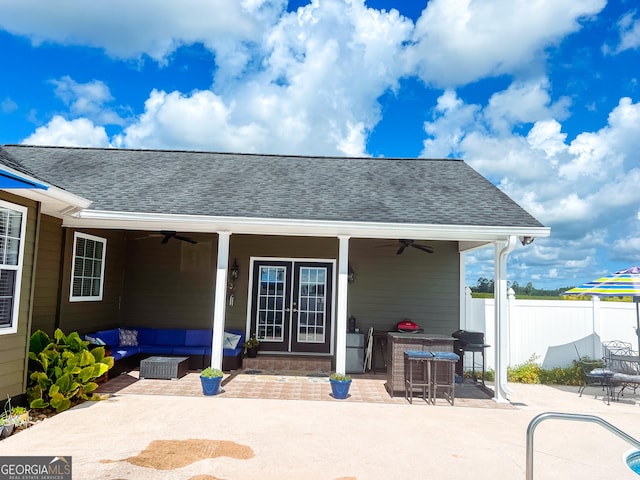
1;0;639;290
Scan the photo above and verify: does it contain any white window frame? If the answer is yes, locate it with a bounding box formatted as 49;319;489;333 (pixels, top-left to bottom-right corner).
0;200;27;336
69;232;107;302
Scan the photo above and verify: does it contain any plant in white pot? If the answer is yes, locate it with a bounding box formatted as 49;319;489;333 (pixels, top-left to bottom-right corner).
200;367;224;396
329;372;352;399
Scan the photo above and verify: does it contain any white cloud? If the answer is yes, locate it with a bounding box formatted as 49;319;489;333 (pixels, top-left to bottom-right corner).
1;97;18;114
114;0;415;156
0;0;287;70
605;10;640;54
22;116;110;147
406;0;606;87
51;76;124;126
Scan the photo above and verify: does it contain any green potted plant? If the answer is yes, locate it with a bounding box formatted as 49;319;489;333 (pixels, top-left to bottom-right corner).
243;335;260;358
329;372;352;399
200;367;224;396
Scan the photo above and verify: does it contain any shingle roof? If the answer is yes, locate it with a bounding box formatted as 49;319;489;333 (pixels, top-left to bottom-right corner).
0;145;544;228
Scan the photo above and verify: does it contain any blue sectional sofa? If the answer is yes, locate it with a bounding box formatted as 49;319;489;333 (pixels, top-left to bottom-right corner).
84;327;245;374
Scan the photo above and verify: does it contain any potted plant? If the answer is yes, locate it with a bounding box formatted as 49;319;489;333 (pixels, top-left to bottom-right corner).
243;335;260;358
200;367;224;396
329;372;352;399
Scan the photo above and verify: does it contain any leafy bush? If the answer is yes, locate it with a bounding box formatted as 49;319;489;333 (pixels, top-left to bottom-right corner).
508;355;542;384
27;329;114;413
468;354;585;385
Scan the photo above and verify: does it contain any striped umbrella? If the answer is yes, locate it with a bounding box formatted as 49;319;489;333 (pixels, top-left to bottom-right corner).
565;266;640;353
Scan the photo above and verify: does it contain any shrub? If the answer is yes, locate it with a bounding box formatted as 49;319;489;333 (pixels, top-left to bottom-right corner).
27;329;114;413
507;355;542;384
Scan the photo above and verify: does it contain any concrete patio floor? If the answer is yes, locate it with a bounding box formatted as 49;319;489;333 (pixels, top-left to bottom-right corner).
1;373;639;479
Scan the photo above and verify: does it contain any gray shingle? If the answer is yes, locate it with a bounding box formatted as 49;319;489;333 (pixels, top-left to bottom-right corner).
0;145;544;228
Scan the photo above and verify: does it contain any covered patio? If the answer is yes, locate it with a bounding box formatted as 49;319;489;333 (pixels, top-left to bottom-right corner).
96;367;501;408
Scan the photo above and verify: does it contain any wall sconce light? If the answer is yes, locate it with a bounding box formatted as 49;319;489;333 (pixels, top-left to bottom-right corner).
228;259;239;293
348;264;355;284
230;259;239;280
519;236;534;246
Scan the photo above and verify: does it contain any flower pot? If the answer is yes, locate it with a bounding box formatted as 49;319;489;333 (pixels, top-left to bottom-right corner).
246;347;258;358
329;378;352;399
200;375;223;396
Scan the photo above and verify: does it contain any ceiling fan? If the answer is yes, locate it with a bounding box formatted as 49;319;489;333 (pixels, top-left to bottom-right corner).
377;239;434;255
135;231;198;245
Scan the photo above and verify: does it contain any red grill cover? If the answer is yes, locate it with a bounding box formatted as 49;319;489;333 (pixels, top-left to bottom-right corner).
397;320;419;331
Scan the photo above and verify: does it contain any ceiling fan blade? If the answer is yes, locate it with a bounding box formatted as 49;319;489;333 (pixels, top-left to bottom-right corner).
411;243;434;253
174;235;198;244
396;246;406;255
160;234;171;244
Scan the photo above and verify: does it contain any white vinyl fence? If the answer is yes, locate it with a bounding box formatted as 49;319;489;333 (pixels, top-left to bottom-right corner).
462;288;640;371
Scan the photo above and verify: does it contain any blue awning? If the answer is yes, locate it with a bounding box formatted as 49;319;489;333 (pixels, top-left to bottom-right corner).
0;169;48;190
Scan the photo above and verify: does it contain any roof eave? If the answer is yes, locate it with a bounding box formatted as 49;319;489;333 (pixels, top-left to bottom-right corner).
63;209;550;242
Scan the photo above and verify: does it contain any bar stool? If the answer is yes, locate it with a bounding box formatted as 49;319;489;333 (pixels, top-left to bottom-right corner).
430;352;460;405
403;350;434;404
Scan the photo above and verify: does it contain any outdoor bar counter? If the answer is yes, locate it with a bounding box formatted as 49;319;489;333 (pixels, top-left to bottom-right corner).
385;332;455;396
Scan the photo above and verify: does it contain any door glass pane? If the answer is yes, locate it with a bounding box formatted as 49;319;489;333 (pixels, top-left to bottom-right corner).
297;266;327;343
257;266;287;342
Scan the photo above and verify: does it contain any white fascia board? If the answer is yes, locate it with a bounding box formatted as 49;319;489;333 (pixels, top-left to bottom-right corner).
5;186;91;217
65;209;551;242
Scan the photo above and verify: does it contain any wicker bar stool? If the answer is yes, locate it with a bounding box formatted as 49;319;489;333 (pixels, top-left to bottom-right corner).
403;350;434;404
430;351;460;405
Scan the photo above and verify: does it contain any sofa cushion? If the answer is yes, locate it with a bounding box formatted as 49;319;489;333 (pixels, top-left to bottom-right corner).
140;344;176;355
119;328;138;347
155;329;186;346
185;329;212;347
95;329;119;347
84;334;106;346
223;331;242;350
136;327;157;346
111;346;140;360
172;346;207;356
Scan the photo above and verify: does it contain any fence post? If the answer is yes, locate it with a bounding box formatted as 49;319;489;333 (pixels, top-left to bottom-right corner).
508;288;516;368
592;296;601;359
462;286;472;330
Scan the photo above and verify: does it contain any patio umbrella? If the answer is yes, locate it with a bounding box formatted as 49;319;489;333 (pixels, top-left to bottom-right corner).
564;266;640;353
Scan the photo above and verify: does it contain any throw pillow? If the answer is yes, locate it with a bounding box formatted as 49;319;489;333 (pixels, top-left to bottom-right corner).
85;335;106;346
119;328;138;347
223;332;241;350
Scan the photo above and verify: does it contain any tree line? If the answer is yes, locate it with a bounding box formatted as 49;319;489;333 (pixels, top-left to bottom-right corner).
471;277;574;297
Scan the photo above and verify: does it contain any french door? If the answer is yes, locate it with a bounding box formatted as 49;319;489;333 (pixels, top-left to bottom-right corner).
250;259;333;354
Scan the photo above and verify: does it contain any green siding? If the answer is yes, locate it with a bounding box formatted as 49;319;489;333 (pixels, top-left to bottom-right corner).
0;193;37;399
347;239;460;335
31;214;63;333
57;228;126;335
121;232;217;329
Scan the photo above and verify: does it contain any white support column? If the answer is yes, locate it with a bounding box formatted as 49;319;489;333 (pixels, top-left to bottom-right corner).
494;236;517;403
211;232;231;370
335;236;350;374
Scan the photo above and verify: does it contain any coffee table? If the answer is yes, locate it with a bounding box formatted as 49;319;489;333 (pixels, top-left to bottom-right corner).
139;356;189;380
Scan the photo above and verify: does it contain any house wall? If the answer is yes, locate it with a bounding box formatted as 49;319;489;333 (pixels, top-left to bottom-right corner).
121;232;217;329
230;236;460;335
31;214;63;334
347;239;460;335
0;192;38;399
83;233;461;342
55;228;127;335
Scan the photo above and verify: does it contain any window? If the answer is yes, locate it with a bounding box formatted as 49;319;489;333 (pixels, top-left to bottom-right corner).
0;200;27;335
70;232;106;302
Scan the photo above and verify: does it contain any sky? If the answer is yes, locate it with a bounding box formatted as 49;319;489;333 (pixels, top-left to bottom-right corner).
0;0;639;290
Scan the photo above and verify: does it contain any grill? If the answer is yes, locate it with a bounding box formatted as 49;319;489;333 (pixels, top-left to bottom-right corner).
452;330;490;383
